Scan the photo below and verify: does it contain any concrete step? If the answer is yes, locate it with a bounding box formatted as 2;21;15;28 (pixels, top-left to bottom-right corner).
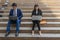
1;22;60;27
9;2;60;5
1;13;60;15
3;3;60;6
0;22;60;24
11;1;60;3
0;17;60;20
0;13;60;15
0;27;60;30
0;19;60;22
0;37;60;40
0;11;58;13
3;10;60;12
1;10;60;13
2;15;60;17
0;24;60;27
21;19;60;22
0;30;60;33
0;33;60;37
1;13;60;17
8;6;60;8
7;7;60;10
7;6;60;9
7;5;60;8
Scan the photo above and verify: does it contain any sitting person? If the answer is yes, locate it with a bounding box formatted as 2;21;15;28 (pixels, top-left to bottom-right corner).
5;3;23;37
31;4;42;35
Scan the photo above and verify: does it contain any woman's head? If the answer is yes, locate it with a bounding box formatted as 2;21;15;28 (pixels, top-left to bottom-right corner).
34;4;39;10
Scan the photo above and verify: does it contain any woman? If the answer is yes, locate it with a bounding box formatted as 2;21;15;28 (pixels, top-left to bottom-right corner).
31;4;42;35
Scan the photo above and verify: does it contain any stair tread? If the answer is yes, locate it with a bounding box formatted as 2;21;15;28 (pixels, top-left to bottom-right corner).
0;33;60;37
0;17;60;20
0;27;60;30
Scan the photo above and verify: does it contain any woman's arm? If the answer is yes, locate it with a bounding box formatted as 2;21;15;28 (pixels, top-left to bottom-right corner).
39;10;42;16
31;10;34;17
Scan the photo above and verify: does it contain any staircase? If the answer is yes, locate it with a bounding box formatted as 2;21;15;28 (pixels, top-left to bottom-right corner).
0;0;60;40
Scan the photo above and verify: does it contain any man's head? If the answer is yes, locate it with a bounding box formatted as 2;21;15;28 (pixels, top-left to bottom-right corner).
12;3;17;10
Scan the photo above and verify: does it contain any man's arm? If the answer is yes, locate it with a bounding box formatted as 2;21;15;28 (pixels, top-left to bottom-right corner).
9;9;12;16
18;9;23;19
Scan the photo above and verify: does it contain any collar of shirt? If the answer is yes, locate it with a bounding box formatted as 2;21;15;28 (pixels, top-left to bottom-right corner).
14;8;17;12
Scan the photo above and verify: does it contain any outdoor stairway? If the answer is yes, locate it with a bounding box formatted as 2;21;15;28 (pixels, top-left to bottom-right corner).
0;0;60;40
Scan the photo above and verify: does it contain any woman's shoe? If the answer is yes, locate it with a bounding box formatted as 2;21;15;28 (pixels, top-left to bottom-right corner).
39;31;41;35
32;31;34;36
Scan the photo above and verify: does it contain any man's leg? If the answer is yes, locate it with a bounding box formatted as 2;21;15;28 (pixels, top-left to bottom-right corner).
16;20;21;32
15;20;21;36
6;20;11;32
5;20;11;37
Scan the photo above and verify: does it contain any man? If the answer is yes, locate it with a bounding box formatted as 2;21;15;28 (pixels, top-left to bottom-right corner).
5;3;23;37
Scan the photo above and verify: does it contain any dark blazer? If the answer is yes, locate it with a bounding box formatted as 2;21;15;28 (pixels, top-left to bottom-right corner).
32;9;42;16
9;8;23;20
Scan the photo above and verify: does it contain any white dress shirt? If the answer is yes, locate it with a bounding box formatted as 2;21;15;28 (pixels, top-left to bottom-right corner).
13;8;17;16
36;10;38;15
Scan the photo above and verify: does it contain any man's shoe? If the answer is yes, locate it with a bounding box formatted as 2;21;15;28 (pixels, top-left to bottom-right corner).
5;32;10;37
15;32;19;37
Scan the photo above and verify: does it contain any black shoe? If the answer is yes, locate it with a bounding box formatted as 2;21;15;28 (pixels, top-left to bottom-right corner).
5;32;10;37
15;32;19;37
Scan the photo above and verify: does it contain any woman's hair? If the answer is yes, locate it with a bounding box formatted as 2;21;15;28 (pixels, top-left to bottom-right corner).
12;3;17;7
33;4;39;11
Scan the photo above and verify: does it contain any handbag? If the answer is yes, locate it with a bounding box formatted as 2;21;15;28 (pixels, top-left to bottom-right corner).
40;19;47;24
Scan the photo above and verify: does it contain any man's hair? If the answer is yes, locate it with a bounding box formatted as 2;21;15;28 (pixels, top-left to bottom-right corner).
12;3;17;6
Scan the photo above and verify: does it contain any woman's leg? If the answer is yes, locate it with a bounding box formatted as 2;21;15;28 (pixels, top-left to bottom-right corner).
36;21;41;35
32;21;35;30
32;21;36;35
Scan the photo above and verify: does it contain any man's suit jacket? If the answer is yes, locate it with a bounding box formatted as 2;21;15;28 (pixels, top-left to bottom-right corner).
9;8;23;20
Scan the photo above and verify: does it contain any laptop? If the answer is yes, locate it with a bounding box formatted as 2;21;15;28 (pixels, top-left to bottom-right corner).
32;15;42;20
9;16;18;20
